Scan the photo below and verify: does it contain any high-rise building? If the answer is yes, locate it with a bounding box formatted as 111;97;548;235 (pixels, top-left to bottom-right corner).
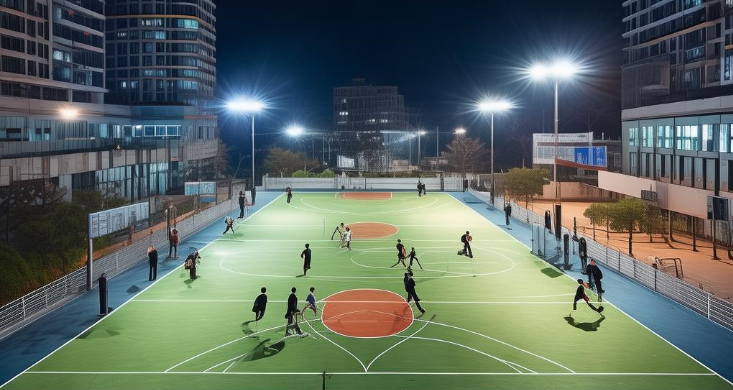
601;0;733;227
0;0;220;202
333;78;408;132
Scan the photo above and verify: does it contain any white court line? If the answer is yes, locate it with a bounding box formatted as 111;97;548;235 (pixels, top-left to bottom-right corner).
365;315;433;372
0;194;284;390
22;371;718;376
131;299;574;304
300;318;367;372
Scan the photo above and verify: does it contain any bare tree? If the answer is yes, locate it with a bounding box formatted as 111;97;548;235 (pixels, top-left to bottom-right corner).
441;136;489;176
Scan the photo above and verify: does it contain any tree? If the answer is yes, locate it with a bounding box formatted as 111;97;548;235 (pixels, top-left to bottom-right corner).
583;203;609;241
504;167;549;206
607;198;646;256
440;136;489;175
263;147;319;177
640;203;666;243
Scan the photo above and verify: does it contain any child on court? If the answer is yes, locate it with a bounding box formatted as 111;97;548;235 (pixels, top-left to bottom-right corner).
408;247;424;270
344;227;352;250
223;217;235;235
300;287;317;317
572;279;604;317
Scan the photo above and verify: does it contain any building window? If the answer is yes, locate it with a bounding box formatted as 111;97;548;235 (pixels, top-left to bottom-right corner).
701;124;715;151
675;125;699;150
339;111;348;116
641;126;654;147
629;126;639;146
657;125;673;148
722;124;732;153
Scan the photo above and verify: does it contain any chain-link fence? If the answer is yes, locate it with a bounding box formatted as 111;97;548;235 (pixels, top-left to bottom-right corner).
0;184;244;340
468;188;733;332
263;175;470;192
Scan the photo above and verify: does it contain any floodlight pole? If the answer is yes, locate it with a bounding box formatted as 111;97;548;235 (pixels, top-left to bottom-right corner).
417;132;422;167
251;115;256;189
87;215;93;291
553;80;559;202
490;112;495;205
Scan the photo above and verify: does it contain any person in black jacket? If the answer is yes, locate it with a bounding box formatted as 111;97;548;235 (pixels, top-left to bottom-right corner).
417;181;422;197
504;204;512;226
460;231;473;258
147;246;158;281
286;187;293;204
301;243;312;276
238;191;247;219
252;287;267;321
285;287;306;337
391;239;407;268
572;279;603;316
586;259;605;298
404;272;426;314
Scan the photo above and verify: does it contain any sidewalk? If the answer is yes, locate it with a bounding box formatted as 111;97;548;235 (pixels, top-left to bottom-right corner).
527;199;733;300
456;192;733;383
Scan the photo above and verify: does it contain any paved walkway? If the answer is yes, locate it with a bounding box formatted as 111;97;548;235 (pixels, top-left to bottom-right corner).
528;199;733;300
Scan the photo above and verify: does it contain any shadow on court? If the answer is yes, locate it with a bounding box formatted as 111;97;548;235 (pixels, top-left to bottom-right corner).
564;315;605;331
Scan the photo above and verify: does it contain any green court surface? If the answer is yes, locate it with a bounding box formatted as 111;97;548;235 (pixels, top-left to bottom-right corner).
3;192;731;390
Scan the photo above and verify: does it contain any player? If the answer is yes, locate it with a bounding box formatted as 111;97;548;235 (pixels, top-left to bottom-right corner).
417;181;422;197
301;243;312;276
586;259;605;301
391;239;407;268
405;272;426;314
331;222;346;247
344;227;352;250
252;287;267;322
285;287;307;337
504;204;512;225
286;187;293;204
223;216;235;235
572;279;604;317
408;247;424;270
184;248;201;280
460;231;473;258
300;287;317;317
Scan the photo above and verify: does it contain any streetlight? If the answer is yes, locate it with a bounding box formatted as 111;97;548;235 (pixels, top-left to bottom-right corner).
285;125;305;137
227;99;265;188
454;127;466;135
527;59;579;201
417;130;426;167
477;98;513;205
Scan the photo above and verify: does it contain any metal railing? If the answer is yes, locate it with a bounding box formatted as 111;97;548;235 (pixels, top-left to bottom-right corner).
0;185;243;340
262;175;471;192
468;189;733;332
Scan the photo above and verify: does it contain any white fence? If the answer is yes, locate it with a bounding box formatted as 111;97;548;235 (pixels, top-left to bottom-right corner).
263;175;469;191
468;189;733;332
0;185;243;340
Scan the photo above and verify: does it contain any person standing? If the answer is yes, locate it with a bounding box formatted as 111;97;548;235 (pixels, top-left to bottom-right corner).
185;249;201;280
408;247;424;270
252;287;268;321
251;186;256;206
344;227;352;250
168;228;179;259
404;272;426;314
504;204;512;226
421;182;427;196
331;222;346;245
586;260;605;299
286;187;293;204
460;231;473;258
238;191;247;219
301;243;312;276
417;181;422;197
572;279;604;316
147;246;158;281
285;287;306;337
300;287;317;317
223;216;235;235
391;239;407;268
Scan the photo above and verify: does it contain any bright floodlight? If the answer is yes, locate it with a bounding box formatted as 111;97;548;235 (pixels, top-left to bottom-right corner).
478;99;513;113
529;60;578;80
454;127;466;135
418;130;426;135
59;108;79;120
286;125;305;137
227;99;265;113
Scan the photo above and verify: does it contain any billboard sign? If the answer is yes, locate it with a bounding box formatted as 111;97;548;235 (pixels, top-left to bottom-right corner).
338;155;356;169
532;132;593;165
89;202;149;239
571;146;607;168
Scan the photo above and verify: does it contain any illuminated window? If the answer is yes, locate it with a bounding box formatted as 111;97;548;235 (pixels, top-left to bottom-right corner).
339;111;348;116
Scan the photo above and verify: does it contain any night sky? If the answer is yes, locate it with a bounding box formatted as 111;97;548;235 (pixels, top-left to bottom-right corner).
215;1;624;169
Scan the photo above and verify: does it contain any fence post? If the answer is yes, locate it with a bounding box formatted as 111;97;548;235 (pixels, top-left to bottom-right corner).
654;268;657;291
618;251;621;271
633;258;636;278
21;296;26;319
708;294;711;320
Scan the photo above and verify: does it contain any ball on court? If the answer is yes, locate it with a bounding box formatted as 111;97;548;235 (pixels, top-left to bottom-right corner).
598;306;605;313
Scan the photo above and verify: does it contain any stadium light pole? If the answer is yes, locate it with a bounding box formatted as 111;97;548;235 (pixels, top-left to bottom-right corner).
528;60;578;201
478;99;513;205
227;99;265;189
417;130;426;167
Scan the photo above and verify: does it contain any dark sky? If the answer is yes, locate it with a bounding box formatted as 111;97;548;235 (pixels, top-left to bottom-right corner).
215;0;624;167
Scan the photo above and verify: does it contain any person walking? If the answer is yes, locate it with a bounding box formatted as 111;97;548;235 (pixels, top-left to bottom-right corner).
331;222;346;247
301;243;312;276
391;239;407;268
408;247;424;270
460;231;473;258
285;287;306;337
404;272;426;314
286;187;293;204
571;279;604;316
168;228;179;259
300;287;317;317
223;216;235;235
344;227;352;250
252;287;268;322
238;191;247;219
586;259;605;300
147;246;158;281
504;204;512;226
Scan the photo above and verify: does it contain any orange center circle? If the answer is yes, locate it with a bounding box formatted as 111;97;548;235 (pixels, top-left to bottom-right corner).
347;222;398;239
322;289;413;338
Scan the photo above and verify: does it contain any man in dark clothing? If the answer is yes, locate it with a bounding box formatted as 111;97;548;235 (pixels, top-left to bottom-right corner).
572;279;603;316
238;191;247;219
285;287;306;337
185;249;201;280
391;239;407;268
504;204;512;225
147;246;158;281
408;247;424;270
286;187;293;204
460;231;473;258
586;259;605;298
301;243;312;276
417;182;422;197
421;182;427;196
405;273;426;314
251;186;256;205
252;287;267;321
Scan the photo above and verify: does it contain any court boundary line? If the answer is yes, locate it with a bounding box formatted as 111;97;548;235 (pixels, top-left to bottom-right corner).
450;193;733;386
130;299;575;304
0;194;284;390
21;371;719;376
365;315;433;371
